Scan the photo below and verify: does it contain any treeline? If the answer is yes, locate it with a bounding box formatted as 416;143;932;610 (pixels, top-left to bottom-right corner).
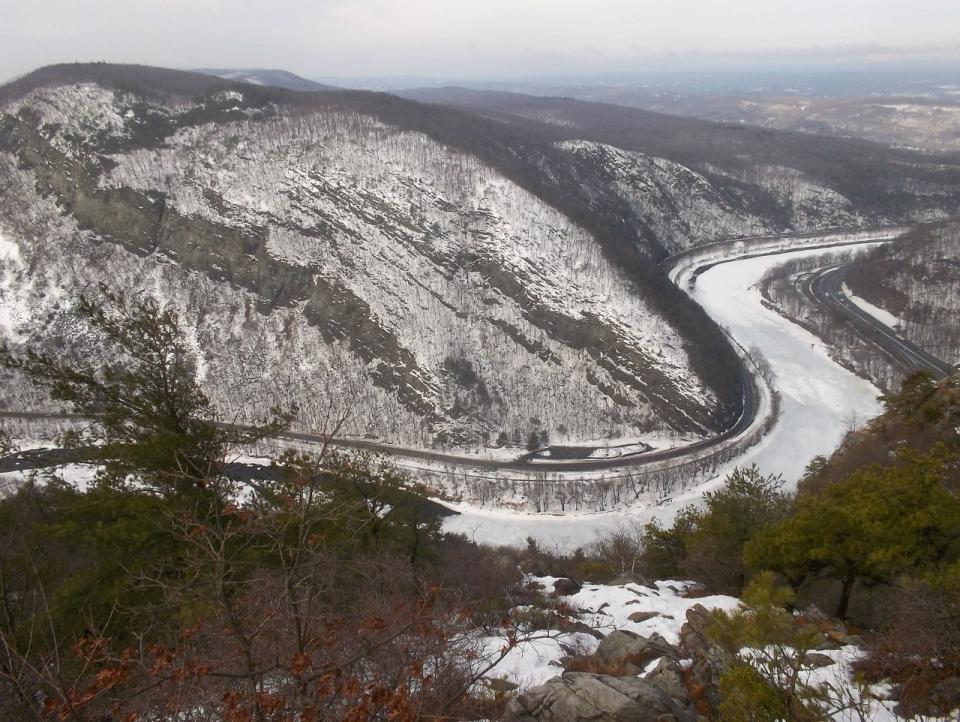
2;287;959;719
758;252;909;391
627;370;960;717
846;221;960;367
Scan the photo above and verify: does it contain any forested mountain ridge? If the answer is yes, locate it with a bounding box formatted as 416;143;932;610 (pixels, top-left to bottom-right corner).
192;67;337;92
3;64;957;452
846;221;960;367
0;63;743;451
402;87;960;250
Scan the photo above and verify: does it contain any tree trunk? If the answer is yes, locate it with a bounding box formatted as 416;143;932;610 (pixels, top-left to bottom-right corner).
835;570;856;619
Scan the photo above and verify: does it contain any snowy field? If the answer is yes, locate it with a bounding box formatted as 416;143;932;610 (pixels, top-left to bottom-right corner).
440;245;884;549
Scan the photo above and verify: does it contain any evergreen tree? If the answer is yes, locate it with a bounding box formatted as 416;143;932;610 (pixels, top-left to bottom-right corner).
747;449;960;618
641;465;791;593
1;287;292;494
526;431;541;452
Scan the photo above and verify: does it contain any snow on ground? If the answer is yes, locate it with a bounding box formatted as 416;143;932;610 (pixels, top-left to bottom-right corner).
0;229;30;342
842;283;903;330
0;462;99;494
482;576;738;687
441;245;884;550
480;631;599;688
756;644;954;721
483;578;953;720
553;577;740;645
0;447;279;497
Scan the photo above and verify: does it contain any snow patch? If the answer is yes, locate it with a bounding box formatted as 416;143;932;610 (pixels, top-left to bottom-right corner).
842;283;902;330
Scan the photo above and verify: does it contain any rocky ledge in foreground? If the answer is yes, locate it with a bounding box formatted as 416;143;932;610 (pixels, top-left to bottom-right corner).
503;668;694;722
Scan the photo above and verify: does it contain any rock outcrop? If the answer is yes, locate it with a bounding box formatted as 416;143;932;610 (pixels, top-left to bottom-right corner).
678;604;733;711
502;671;696;722
595;630;676;675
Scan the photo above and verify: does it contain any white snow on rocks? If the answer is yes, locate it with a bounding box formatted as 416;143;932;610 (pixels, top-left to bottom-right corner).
548;577;740;645
483;576;738;688
486;577;949;720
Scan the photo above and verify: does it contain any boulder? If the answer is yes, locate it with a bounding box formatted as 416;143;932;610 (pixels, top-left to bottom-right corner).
553;577;583;596
609;572;655;588
679;604;734;711
502;671;696;722
487;677;519;693
627;611;658;624
595;630;676;674
679;582;708;598
801;652;836;669
559;621;605;640
644;658;689;703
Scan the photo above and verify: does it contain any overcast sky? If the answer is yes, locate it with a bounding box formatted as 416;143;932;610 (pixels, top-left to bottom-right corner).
3;0;960;82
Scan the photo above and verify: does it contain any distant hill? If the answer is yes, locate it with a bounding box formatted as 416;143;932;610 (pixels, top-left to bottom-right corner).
402;80;960;154
194;68;337;92
398;86;960;220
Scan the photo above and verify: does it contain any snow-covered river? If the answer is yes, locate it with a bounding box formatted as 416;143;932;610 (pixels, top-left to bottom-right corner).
441;245;884;549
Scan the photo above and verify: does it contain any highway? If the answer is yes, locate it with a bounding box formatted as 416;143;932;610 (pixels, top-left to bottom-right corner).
1;227;936;483
0;371;755;476
804;263;955;378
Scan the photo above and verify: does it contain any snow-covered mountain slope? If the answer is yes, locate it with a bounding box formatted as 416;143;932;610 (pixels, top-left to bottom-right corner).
560;141;863;253
846;222;960;366
0;66;739;451
402;88;960;250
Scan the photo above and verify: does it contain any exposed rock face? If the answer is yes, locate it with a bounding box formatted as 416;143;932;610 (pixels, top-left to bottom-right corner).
0;67;737;459
643;658;689;706
678;604;733;711
595;630;676;675
502;672;695;722
552;578;583;596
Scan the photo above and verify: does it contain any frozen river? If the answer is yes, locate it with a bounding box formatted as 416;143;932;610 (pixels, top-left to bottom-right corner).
440;244;884;549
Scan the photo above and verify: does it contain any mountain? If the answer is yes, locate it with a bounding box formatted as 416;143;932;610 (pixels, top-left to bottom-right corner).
0;63;744;452
2;64;958;453
400;87;960;246
193;68;337;92
846;221;960;365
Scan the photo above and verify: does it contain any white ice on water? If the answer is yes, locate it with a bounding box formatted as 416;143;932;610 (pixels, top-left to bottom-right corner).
441;245;884;549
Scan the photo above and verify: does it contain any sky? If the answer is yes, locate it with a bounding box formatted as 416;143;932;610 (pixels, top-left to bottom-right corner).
3;0;960;83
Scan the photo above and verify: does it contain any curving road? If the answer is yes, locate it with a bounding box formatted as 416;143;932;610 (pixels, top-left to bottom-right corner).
0;227;923;483
805;263;955;378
